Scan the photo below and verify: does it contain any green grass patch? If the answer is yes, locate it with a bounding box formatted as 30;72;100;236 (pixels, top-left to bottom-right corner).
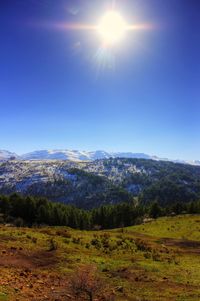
0;293;8;301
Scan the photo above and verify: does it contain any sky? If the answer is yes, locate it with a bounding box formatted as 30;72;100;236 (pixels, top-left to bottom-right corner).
0;0;199;160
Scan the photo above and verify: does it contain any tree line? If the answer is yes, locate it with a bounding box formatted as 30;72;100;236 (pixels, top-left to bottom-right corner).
0;193;200;229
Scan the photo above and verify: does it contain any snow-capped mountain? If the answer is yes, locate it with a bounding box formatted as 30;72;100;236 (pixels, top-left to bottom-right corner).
20;150;112;161
0;150;18;161
19;150;200;165
0;149;199;166
20;150;152;161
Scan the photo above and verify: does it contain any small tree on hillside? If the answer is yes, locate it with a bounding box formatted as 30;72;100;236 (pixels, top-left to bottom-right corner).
69;265;114;301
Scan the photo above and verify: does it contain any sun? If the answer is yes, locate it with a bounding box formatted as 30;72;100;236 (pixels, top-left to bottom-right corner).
98;11;127;45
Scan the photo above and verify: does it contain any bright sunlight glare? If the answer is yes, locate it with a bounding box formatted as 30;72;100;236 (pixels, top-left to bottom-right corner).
98;11;127;45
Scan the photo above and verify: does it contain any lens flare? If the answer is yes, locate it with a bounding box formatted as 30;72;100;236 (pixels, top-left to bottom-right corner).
97;11;127;45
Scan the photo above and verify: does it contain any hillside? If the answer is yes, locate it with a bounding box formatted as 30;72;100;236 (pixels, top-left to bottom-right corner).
0;158;200;208
1;215;200;300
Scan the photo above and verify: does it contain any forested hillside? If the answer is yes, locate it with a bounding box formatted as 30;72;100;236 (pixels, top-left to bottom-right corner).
1;193;200;230
0;158;200;208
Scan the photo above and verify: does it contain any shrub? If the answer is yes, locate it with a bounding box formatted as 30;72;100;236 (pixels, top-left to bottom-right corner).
72;237;81;244
100;234;110;249
135;239;152;252
63;238;70;244
144;252;152;259
85;242;90;249
91;238;101;250
152;251;161;262
69;265;114;301
48;238;58;251
32;237;37;244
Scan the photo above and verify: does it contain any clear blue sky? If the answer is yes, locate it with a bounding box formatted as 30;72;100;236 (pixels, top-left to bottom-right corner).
0;0;199;160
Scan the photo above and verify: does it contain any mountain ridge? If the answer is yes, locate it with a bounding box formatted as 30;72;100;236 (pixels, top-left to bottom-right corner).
0;149;199;166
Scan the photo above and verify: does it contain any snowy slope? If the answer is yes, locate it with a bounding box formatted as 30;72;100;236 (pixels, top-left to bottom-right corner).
20;150;151;161
0;150;18;161
20;150;112;161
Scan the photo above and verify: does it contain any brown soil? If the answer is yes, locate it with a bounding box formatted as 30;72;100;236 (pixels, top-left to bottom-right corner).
0;245;71;301
0;248;58;269
160;238;200;254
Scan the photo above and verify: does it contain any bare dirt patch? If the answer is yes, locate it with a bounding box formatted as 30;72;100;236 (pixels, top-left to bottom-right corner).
0;268;70;301
161;238;200;254
0;247;58;269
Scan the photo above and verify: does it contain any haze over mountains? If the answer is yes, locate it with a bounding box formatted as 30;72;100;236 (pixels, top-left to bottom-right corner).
0;149;199;166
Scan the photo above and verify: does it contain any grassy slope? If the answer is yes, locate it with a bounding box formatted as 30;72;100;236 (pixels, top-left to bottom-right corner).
133;215;200;241
1;215;200;300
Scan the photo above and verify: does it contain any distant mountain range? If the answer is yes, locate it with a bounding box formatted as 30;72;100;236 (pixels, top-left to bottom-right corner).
0;149;199;166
